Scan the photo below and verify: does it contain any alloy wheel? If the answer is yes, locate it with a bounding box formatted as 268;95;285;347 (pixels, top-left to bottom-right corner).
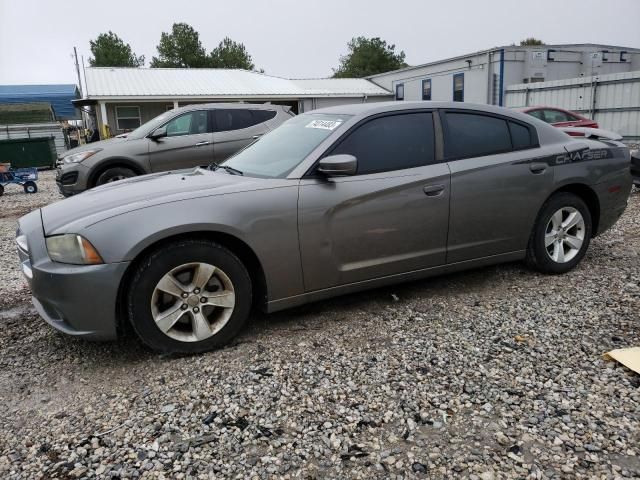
150;262;236;342
544;207;585;263
106;175;128;183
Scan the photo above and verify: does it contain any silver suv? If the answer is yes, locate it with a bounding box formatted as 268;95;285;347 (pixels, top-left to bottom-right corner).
56;103;293;195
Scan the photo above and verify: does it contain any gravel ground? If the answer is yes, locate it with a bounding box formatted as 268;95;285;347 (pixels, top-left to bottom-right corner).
0;174;638;479
0;170;63;308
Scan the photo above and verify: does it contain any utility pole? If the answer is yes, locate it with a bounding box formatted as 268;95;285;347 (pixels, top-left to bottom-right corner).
73;47;83;98
73;47;86;139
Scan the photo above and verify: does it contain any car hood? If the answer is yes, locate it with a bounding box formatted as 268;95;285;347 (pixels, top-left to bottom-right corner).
41;168;293;235
60;137;129;157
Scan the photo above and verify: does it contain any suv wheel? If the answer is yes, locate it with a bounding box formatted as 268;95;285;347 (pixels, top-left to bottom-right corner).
127;239;252;354
96;167;136;185
526;192;592;274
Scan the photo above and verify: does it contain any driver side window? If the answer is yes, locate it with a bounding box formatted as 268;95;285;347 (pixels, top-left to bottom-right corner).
330;112;436;175
164;111;209;137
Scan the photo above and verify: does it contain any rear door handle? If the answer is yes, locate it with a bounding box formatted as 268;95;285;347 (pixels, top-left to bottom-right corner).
423;184;445;196
529;163;547;174
195;141;211;147
252;134;263;139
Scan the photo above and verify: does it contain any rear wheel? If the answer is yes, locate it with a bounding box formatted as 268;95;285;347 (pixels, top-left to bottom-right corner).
526;192;592;274
127;239;252;354
23;181;37;194
95;167;136;186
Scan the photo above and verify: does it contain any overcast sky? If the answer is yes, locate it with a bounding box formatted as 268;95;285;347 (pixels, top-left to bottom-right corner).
1;0;639;87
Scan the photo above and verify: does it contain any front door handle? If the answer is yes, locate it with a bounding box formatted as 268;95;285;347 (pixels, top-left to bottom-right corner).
529;163;547;174
252;134;263;139
195;141;211;147
423;184;445;196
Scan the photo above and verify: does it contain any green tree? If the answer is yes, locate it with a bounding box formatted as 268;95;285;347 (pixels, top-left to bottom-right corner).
520;38;545;46
333;37;407;78
150;23;209;68
89;31;144;67
209;37;255;70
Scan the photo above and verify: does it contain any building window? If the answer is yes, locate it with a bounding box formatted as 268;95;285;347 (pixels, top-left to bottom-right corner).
115;106;141;131
453;74;464;102
395;83;404;101
422;79;432;101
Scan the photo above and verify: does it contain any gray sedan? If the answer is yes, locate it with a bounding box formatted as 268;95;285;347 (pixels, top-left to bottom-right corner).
17;102;632;353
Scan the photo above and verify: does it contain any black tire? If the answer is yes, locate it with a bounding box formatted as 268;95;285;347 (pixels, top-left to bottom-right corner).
525;192;592;274
95;167;136;186
0;185;4;196
127;239;252;354
23;181;37;194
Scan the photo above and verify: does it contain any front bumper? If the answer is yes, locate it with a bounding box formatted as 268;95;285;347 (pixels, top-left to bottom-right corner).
55;163;91;196
17;210;129;341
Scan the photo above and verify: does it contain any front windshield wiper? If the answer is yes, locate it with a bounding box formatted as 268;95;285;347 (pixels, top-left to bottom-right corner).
208;164;243;176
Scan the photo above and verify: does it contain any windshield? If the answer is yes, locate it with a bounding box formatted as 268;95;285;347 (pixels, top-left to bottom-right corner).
222;113;351;178
126;110;175;139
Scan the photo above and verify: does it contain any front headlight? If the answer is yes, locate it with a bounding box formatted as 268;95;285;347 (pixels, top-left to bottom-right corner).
45;234;104;265
16;234;28;253
62;149;102;164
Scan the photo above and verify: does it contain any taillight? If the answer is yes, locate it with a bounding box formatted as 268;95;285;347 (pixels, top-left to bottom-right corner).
566;131;585;137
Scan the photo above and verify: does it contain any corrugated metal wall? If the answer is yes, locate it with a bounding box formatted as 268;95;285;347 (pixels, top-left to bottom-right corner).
505;70;640;141
0;123;66;156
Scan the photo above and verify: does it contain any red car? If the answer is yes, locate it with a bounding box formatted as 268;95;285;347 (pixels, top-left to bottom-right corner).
519;107;599;129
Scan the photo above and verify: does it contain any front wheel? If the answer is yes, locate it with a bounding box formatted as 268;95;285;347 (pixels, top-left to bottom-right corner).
526;192;592;274
95;167;135;186
127;239;252;354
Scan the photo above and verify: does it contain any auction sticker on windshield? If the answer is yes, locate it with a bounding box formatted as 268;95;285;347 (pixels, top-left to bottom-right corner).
305;119;343;130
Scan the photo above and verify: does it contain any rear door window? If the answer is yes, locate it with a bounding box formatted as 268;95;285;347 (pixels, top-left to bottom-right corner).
213;109;278;132
330;112;435;175
444;112;511;159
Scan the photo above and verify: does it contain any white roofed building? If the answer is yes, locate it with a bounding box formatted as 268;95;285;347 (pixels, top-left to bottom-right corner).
77;68;392;138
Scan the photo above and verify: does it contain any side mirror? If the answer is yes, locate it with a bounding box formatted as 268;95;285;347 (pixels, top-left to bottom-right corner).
317;154;357;176
149;126;167;140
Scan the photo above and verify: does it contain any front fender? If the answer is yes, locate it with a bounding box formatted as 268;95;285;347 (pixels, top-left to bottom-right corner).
81;186;304;302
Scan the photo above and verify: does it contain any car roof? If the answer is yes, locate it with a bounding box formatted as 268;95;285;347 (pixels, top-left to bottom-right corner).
311;101;539;122
177;102;286;113
310;101;570;145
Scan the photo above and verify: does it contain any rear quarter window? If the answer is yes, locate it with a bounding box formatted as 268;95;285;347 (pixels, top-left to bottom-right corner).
509;121;536;150
214;109;254;132
251;109;277;124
